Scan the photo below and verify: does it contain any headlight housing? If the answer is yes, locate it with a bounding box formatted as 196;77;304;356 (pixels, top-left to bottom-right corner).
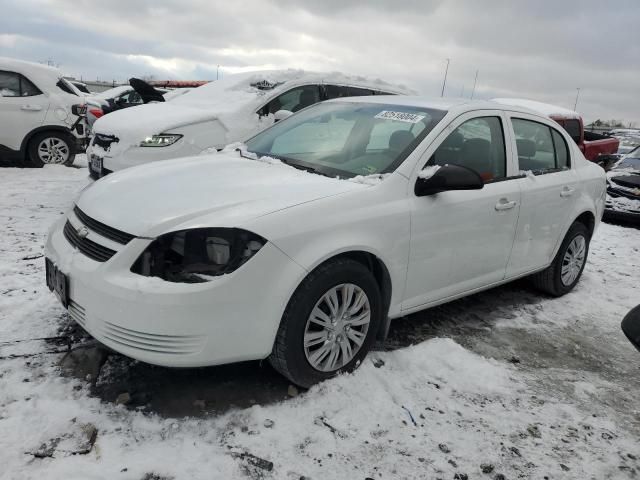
131;228;266;283
139;134;183;147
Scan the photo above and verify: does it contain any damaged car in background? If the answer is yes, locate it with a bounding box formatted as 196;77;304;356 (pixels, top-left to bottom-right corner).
85;69;412;178
604;146;640;224
46;97;605;387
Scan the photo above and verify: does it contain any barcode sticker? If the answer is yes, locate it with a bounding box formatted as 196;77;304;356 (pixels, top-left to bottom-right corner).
374;111;426;124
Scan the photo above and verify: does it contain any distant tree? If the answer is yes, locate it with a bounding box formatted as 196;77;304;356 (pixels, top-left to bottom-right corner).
593;119;603;127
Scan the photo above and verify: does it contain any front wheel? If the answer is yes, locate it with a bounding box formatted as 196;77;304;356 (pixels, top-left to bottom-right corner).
531;222;590;296
26;132;76;167
269;258;382;388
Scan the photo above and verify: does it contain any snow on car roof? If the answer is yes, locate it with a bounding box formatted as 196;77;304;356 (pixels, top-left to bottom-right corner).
0;56;65;89
492;98;581;119
172;69;415;113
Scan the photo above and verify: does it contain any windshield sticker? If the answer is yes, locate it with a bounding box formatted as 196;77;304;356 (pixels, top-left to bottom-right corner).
374;111;426;124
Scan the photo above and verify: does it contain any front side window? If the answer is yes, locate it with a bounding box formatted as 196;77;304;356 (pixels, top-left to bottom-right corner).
513;118;570;173
259;85;321;116
0;71;41;97
246;102;446;178
427;116;506;182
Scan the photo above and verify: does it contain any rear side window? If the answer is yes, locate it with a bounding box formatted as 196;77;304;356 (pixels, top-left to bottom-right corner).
324;85;376;99
259;85;321;116
562;119;581;143
428;116;506;182
513;118;570;173
0;71;42;97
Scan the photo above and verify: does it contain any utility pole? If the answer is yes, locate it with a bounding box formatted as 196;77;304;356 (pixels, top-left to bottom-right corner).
574;88;581;111
217;65;220;81
470;70;479;99
440;58;450;97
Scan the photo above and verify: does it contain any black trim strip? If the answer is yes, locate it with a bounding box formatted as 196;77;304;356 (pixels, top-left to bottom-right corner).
63;221;116;262
74;206;134;244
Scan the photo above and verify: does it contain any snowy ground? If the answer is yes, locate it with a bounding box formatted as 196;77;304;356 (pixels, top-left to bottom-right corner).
1;157;639;480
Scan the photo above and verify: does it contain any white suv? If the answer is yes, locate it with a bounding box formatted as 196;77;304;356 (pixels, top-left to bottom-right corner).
0;57;88;167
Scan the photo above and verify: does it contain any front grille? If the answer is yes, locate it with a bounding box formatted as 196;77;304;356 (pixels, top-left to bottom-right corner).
92;133;118;151
68;300;86;327
101;321;205;355
63;221;116;262
74;206;134;244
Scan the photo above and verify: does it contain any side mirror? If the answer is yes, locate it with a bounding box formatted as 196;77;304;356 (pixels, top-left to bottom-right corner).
621;305;640;352
274;109;293;122
415;164;484;197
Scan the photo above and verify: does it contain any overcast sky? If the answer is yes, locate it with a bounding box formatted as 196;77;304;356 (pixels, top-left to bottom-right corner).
1;0;638;123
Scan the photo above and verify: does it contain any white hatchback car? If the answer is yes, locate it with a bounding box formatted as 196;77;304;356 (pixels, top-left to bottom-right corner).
0;57;88;167
46;97;606;387
85;70;411;178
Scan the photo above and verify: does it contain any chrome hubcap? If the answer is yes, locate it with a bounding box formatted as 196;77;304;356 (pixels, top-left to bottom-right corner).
38;137;70;164
303;283;371;372
561;235;586;286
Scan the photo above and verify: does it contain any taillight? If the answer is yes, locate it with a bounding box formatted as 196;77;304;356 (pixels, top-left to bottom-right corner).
89;108;104;118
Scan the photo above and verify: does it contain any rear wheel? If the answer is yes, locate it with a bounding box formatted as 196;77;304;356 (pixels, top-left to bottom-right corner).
531;222;590;296
269;258;382;388
26;132;75;167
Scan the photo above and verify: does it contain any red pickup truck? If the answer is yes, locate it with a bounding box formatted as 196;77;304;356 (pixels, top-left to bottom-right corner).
494;98;619;164
549;114;619;162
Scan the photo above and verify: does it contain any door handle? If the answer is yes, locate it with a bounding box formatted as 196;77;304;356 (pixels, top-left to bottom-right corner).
21;105;43;111
495;199;517;211
560;186;575;198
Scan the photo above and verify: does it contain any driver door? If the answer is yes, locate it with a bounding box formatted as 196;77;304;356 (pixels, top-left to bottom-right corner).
402;111;521;310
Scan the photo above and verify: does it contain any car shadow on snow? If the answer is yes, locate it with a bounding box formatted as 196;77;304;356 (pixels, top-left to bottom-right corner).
55;276;636;419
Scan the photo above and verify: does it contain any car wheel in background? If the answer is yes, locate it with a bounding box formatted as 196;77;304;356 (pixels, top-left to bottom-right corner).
531;221;590;297
26;131;75;168
269;258;382;388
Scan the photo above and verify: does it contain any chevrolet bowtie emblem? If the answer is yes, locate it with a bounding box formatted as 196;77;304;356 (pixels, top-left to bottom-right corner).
77;226;89;238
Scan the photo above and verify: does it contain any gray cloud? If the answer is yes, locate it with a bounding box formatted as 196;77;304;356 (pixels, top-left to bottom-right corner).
0;0;638;123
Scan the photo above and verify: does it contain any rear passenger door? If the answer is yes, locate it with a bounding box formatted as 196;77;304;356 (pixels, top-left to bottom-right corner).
505;113;579;277
0;70;47;151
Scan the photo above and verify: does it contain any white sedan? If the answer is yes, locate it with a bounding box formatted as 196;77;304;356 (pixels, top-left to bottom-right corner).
45;97;606;387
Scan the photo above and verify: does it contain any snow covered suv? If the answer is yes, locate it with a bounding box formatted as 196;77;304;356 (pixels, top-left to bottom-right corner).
46;97;606;387
0;57;88;167
86;70;412;178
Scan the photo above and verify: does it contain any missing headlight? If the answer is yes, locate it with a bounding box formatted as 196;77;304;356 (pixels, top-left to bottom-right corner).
131;228;266;283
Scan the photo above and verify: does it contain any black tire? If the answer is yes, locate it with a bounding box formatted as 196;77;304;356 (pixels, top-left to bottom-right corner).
531;222;590;297
26;131;76;168
269;258;382;388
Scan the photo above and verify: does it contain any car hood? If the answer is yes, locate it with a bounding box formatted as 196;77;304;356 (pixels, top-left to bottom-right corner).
76;153;365;237
609;170;640;189
93;102;219;141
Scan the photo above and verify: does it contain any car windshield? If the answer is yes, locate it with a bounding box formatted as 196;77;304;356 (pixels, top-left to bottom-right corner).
245;101;446;179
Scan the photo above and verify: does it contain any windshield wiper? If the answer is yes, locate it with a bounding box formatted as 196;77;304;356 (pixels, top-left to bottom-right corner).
244;150;332;177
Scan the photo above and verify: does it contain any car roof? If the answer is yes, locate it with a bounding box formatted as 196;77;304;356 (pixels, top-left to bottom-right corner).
492;98;581;120
326;95;557;118
0;56;84;96
171;69;416;112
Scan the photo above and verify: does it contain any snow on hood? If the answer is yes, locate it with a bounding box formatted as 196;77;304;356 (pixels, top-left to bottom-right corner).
76;151;366;237
91;69;415;151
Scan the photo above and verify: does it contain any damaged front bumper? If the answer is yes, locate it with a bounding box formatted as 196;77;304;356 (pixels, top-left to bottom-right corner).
44;213;306;368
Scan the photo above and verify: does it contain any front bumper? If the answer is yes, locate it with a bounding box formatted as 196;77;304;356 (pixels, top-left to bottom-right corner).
604;189;640;224
87;140;203;178
45;214;307;367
